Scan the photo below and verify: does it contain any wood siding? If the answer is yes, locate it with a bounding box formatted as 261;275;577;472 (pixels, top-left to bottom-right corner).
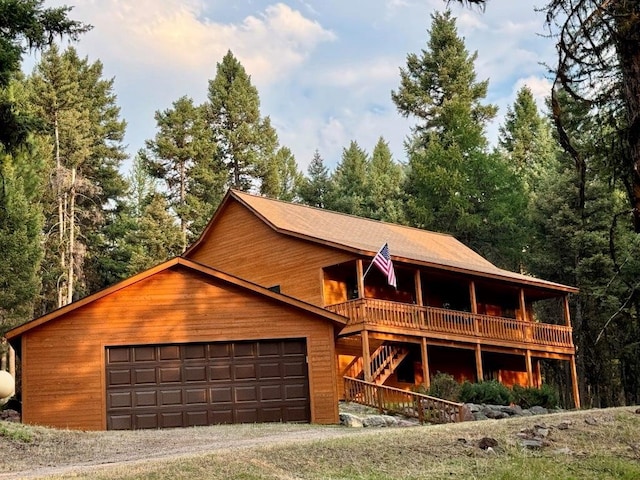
187;200;354;306
20;266;338;430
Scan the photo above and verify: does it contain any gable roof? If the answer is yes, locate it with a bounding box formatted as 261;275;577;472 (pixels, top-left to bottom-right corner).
186;190;578;294
5;257;346;343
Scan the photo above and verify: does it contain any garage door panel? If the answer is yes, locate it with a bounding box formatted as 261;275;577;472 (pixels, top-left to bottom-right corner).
106;340;310;430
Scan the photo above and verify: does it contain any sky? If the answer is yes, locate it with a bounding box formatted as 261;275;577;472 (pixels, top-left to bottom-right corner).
32;0;557;173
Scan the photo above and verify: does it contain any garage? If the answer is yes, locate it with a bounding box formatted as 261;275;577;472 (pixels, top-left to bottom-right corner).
106;339;310;429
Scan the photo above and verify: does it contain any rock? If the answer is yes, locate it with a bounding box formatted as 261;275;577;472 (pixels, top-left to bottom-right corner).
530;406;549;415
519;438;544;449
465;403;481;413
584;416;598;426
496;405;523;416
483;407;509;419
363;415;387;427
0;409;20;422
557;421;571;430
535;427;550;438
339;413;363;428
381;415;398;427
635;407;640;415
478;437;499;450
473;412;489;421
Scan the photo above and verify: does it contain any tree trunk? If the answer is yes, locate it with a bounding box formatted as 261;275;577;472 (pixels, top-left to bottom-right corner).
67;166;76;304
54;113;67;309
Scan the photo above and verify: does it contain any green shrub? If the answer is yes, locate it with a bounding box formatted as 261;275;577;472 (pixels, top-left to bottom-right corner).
459;380;513;405
426;372;461;401
512;384;560;409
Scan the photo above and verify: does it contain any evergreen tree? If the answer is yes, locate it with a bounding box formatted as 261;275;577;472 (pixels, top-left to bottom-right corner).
499;86;556;193
259;146;302;201
326;141;369;216
0;0;89;150
206;50;278;190
392;11;525;269
27;46;127;309
363;136;404;223
141;96;221;250
298;150;331;208
0;148;43;334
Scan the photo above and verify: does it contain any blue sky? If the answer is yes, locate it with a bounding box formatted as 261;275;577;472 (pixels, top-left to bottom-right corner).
34;1;557;173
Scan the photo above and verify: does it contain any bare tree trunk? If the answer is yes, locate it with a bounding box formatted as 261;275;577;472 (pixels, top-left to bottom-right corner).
180;159;187;252
54;113;68;309
67;166;76;304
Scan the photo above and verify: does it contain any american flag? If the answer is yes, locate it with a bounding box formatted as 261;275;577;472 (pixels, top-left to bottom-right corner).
372;243;397;288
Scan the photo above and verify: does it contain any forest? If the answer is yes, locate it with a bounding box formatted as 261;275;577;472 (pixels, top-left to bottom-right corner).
1;0;639;409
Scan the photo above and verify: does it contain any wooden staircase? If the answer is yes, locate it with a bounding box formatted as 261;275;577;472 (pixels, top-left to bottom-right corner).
343;342;410;385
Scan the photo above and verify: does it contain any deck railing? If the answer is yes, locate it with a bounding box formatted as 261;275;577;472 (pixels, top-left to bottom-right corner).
327;298;573;349
343;376;466;424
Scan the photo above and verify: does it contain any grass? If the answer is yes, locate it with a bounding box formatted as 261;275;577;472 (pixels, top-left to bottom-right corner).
2;407;640;479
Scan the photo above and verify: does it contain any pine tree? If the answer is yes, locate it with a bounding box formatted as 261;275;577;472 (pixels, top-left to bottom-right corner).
206;50;278;190
259;146;302;201
363;136;404;223
0;148;43;334
392;10;525;269
27;46;127;309
141;96;221;251
326;141;369;216
298;150;331;208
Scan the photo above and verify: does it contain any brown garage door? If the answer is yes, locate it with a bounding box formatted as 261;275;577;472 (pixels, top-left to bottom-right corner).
106;339;310;430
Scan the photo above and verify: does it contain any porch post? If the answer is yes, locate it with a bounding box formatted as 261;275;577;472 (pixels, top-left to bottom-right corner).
362;329;372;382
469;280;478;314
421;338;430;389
475;344;483;382
356;259;365;299
563;295;572;327
570;355;581;408
519;288;527;322
534;359;542;388
525;350;534;387
414;270;423;306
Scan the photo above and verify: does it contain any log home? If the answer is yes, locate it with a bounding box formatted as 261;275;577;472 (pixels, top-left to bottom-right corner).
186;190;580;408
6;189;579;430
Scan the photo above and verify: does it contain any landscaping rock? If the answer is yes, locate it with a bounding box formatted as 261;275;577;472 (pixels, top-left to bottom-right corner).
519;438;544;449
478;437;498;450
0;409;20;422
363;415;387;427
529;406;549;415
339;413;363;428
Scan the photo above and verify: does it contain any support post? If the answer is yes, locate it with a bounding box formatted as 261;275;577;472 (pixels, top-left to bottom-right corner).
362;330;372;382
534;359;541;388
9;346;15;378
475;344;483;382
563;295;572;327
414;270;423;306
519;288;527;322
525;350;534;387
469;281;478;314
356;259;365;299
570;355;581;409
421;338;430;389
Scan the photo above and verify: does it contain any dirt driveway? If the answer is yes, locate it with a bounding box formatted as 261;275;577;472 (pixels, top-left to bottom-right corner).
0;422;372;479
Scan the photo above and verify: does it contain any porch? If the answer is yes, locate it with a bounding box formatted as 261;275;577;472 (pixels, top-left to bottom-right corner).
327;298;574;351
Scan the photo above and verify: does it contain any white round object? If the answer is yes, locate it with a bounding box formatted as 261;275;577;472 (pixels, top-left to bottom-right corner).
0;370;15;398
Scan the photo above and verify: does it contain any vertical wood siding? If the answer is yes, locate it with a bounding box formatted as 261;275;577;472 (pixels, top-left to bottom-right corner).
20;267;338;430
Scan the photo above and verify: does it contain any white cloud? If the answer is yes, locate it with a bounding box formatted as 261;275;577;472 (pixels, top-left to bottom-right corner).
317;57;398;88
513;75;553;111
66;1;335;86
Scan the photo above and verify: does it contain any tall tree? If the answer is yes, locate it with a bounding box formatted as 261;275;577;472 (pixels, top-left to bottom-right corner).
298;150;331;208
0;148;44;334
28;46;127;310
392;10;525;269
326;141;369;216
259;146;302;201
363;136;404;223
0;0;89;151
141;96;221;251
544;0;640;232
205;50;278;190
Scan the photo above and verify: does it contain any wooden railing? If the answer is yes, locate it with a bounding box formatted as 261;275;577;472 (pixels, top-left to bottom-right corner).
328;298;574;349
343;376;466;424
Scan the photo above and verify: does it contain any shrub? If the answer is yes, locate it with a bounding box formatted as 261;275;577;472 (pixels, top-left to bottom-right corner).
512;384;560;409
426;373;461;401
459;380;513;405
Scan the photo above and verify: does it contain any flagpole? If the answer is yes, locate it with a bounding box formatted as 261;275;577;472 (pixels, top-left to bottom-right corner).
363;243;386;280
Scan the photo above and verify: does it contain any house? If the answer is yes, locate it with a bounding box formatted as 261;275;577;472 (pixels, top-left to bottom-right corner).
6;189;579;430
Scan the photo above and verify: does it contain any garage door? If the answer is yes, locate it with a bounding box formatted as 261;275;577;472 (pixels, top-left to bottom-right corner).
106;339;310;430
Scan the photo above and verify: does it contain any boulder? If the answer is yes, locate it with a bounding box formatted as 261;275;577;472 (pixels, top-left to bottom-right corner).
339;413;364;428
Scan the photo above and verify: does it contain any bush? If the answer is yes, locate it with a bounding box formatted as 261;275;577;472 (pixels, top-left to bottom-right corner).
512;384;560;409
459;380;513;405
426;373;461;401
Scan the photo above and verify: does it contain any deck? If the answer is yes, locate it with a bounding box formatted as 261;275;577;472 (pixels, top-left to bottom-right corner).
327;298;574;352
